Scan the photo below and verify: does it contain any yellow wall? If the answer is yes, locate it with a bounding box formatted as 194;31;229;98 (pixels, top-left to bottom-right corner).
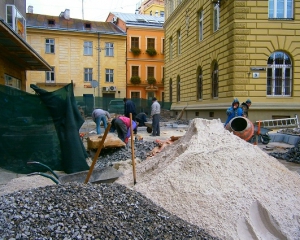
164;0;300;122
26;28;126;98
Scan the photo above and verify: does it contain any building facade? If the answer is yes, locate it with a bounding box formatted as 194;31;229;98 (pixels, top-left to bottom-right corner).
26;10;127;101
107;12;165;101
0;0;50;91
164;0;300;123
136;0;165;17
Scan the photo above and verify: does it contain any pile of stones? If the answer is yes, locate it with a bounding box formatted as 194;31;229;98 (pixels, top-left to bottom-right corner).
94;140;159;168
269;140;300;164
0;182;219;239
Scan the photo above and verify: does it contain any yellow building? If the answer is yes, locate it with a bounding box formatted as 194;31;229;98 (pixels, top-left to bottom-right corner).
26;10;127;102
164;0;300;123
107;12;165;101
137;0;165;17
0;1;50;91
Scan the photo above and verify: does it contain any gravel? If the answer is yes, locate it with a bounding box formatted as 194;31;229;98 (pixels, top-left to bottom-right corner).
0;182;219;239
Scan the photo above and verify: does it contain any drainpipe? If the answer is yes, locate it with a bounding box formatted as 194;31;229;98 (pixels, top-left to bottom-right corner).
98;32;101;100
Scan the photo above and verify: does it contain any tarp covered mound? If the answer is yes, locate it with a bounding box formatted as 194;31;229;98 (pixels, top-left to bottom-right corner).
0;84;89;174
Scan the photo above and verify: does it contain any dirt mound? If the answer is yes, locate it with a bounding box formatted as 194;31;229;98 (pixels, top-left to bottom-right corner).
117;118;300;239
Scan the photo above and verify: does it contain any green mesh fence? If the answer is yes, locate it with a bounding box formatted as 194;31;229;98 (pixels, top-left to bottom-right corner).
0;84;89;174
74;96;172;117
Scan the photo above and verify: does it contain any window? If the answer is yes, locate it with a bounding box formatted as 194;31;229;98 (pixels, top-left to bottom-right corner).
131;92;140;98
160;11;164;17
6;5;26;39
105;43;114;56
213;3;220;32
162;39;165;54
147;66;155;78
5;74;21;89
197;67;203;100
199;10;204;41
212;62;218;98
267;51;292;96
131;37;139;48
169;37;173;60
84;41;93;55
48;19;55;25
132;66;139;76
169;78;173;102
85;23;91;29
177;75;180;102
45;39;55;53
269;0;293;19
84;68;93;82
105;69;114;82
177;30;181;55
46;67;55;83
147;38;155;49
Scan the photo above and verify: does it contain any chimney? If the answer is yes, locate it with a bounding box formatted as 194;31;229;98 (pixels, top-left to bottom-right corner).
28;5;33;13
155;10;159;17
64;9;70;20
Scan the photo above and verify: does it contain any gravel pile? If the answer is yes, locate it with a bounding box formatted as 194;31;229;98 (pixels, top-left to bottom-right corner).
269;140;300;163
0;182;219;239
94;141;159;168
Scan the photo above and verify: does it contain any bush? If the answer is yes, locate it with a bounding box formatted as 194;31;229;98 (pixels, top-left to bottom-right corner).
131;47;141;56
130;76;141;84
147;77;156;85
146;48;157;56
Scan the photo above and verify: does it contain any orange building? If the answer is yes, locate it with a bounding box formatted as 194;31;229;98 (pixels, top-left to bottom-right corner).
106;12;164;101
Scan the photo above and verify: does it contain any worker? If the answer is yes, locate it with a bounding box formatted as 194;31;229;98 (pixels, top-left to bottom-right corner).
136;112;148;127
150;97;161;136
111;116;137;144
224;98;243;127
92;109;111;134
241;99;252;118
123;98;137;121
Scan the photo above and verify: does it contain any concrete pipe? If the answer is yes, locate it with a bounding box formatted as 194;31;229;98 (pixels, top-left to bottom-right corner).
225;117;254;141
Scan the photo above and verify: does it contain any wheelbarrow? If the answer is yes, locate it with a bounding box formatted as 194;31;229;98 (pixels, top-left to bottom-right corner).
27;161;122;184
250;125;272;144
145;121;153;133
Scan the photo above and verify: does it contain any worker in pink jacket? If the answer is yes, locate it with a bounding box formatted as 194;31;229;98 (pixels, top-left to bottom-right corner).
111;116;137;144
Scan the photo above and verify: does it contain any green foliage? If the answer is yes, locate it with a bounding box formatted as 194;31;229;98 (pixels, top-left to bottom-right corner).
147;77;156;85
146;48;157;56
130;76;141;84
131;47;141;56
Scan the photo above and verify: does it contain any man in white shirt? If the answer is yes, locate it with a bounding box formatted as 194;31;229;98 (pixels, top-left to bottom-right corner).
92;109;111;134
150;97;161;136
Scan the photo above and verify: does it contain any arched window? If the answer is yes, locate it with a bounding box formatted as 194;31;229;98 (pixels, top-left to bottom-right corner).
169;78;173;102
267;51;292;96
197;67;203;100
177;75;180;102
212;62;218;98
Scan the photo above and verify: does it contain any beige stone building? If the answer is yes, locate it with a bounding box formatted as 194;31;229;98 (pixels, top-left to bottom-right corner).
26;10;127;102
164;0;300;123
136;0;165;17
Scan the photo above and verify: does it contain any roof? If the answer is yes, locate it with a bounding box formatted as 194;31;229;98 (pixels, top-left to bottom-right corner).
111;12;164;28
26;13;126;36
0;19;51;71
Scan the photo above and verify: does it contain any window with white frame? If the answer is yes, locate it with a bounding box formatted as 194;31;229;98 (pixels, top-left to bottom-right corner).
5;74;21;89
169;37;173;60
197;67;203;100
267;51;292;96
160;11;164;17
105;69;114;82
269;0;293;19
84;68;93;82
46;67;55;83
84;41;93;55
45;39;55;53
105;43;114;56
213;3;220;32
177;30;181;55
212;62;218;98
199;10;204;41
6;5;26;39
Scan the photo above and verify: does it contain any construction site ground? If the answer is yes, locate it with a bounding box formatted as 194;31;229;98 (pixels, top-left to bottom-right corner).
1;119;300;187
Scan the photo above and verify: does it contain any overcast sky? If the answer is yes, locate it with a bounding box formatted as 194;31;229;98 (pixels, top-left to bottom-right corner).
26;0;140;21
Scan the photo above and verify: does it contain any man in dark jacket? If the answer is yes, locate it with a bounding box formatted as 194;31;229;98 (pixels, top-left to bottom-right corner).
241;99;251;118
123;98;137;133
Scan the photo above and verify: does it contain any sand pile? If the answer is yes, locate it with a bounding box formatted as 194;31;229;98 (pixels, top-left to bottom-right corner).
117;118;300;240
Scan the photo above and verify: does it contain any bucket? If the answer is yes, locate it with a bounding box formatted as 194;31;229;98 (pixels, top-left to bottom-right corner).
225;117;254;141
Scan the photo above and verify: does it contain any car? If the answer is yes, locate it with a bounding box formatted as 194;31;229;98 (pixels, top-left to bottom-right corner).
108;100;124;114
